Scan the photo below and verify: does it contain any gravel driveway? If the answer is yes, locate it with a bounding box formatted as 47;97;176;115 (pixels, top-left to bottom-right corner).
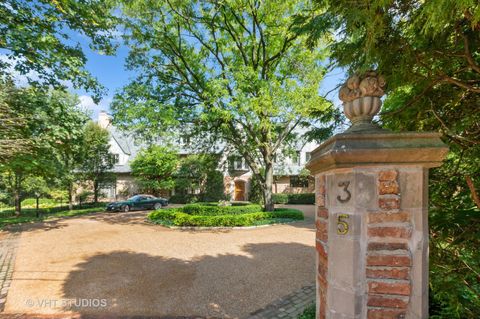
1;205;315;318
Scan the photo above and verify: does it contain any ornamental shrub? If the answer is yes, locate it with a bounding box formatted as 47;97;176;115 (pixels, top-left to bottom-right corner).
272;194;288;204
182;203;262;216
272;193;315;204
148;206;303;227
287;193;315;204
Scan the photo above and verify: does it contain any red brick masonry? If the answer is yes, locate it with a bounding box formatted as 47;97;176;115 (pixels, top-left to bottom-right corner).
367;170;411;319
316;175;328;319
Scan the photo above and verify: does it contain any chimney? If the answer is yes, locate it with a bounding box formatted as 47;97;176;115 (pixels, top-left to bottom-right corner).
98;110;111;129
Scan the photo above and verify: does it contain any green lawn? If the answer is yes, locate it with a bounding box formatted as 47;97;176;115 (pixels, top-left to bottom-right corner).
0;202;106;228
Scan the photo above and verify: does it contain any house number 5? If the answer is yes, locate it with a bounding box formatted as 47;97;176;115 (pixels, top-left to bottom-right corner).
337;181;351;203
337;214;350;235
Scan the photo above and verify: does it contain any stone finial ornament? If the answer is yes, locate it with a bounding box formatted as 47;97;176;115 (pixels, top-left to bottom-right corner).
339;71;386;131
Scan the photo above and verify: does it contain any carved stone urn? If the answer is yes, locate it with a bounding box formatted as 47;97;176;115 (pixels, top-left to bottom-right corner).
338;71;386;131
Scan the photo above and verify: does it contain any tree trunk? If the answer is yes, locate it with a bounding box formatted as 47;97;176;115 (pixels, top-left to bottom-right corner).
263;162;274;212
14;173;21;216
36;196;40;218
68;182;74;210
93;180;99;203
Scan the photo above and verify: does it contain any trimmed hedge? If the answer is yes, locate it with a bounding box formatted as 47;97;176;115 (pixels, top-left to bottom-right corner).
169;192;227;204
272;193;315;205
168;194;200;204
148;207;303;227
182;203;262;216
272;194;288;204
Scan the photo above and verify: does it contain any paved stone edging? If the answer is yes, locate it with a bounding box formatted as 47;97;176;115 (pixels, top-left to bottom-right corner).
0;231;19;312
163;220;303;231
245;284;315;319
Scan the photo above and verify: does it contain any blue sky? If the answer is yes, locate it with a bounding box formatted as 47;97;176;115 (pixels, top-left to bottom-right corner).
73;37;346;120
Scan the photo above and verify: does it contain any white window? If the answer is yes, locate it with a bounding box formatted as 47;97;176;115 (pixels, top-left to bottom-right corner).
113;154;120;164
233;157;249;170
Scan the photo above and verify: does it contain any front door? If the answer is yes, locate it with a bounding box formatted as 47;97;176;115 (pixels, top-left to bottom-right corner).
234;181;245;201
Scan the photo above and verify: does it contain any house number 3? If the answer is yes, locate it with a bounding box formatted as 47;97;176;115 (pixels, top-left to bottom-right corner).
337;181;351;203
337;214;350;235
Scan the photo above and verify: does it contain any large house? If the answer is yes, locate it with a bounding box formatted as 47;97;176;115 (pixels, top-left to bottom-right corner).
97;111;317;201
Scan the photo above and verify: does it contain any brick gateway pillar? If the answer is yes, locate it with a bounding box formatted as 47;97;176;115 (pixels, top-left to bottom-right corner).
306;72;448;319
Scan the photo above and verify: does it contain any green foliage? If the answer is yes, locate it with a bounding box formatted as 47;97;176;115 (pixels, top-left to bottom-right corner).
272;193;289;204
427;149;480;318
272;193;315;204
168;193;199;204
175;154;225;202
0;83;90;213
0;0;118;99
297;2;480;316
113;0;335;210
0;203;106;228
287;193;315;204
78;190;94;203
23;176;50;199
0;81;31;160
79;121;115;202
148;206;304;227
297;304;315;319
131;145;179;194
248;174;265;205
182;203;262;216
21;198;55;208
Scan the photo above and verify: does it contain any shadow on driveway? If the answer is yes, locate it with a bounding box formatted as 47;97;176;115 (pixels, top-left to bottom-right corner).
61;242;314;318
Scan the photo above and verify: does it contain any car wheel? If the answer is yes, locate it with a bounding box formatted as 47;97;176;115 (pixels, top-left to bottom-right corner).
123;205;130;212
154;203;162;210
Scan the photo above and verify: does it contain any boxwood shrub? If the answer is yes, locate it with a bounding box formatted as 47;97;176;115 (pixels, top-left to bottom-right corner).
148;205;304;227
182;203;262;216
272;194;288;204
272;193;315;205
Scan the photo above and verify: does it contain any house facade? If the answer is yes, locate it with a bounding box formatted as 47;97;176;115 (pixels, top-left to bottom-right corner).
97;111;316;201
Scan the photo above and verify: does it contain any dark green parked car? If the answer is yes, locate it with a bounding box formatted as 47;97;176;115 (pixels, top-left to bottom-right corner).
106;195;168;212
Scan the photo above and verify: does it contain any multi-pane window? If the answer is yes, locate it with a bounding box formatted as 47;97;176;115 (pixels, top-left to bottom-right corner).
113;154;120;164
232;157;249;170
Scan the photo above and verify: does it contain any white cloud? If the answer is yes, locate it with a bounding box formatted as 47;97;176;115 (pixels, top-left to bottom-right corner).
78;95;112;120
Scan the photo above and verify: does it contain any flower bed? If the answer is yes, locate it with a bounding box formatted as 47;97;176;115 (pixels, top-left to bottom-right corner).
148;202;304;227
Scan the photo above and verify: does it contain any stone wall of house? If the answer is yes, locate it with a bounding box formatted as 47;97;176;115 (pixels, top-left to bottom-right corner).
115;173;139;199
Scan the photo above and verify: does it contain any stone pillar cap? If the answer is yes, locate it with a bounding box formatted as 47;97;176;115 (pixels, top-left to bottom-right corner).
306;131;449;174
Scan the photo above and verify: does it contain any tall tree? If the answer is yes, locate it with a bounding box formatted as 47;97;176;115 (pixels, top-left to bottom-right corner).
0;0;117;99
175;154;225;201
23;176;50;216
112;0;334;211
48;91;90;210
0;80;31;162
296;1;480;317
80;121;115;203
131;146;179;195
1;1;117;164
0;84;88;215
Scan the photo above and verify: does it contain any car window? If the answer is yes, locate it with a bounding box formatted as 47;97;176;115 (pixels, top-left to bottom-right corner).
128;195;142;201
